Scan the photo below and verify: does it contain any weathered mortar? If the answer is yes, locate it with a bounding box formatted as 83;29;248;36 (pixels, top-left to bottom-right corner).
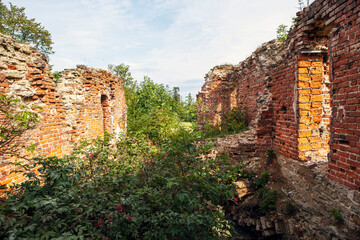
198;0;360;238
0;33;127;187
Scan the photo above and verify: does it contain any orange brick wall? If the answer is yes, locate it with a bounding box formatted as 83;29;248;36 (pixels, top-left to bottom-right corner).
0;34;126;187
197;0;360;190
297;54;331;162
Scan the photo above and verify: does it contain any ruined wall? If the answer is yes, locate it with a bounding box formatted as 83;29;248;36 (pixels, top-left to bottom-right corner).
197;0;360;190
198;0;360;238
0;33;126;187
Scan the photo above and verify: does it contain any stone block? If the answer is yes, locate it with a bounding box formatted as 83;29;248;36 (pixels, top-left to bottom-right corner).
312;75;323;82
299;130;312;137
312;102;322;108
310;68;323;75
310;82;322;88
310;136;322;143
298;68;309;74
298;61;311;67
299;103;311;109
311;89;322;95
313;115;322;122
299;74;311;81
310;108;322;116
299;89;311;95
298;81;310;88
299;137;309;144
298;144;311;151
300;110;309;116
299;95;310;102
311;95;323;102
312;61;323;67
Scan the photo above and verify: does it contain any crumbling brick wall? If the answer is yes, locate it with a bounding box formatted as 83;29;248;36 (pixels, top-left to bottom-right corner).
0;33;126;187
197;0;360;190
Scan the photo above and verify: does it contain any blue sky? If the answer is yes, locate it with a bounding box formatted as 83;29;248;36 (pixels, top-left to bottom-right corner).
8;0;306;98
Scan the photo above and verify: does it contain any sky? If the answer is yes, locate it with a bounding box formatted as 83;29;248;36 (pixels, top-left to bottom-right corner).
8;0;306;98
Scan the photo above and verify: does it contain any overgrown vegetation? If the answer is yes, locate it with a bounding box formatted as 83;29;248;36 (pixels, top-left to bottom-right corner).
253;171;278;215
108;64;197;142
0;131;244;239
0;94;40;156
202;106;248;138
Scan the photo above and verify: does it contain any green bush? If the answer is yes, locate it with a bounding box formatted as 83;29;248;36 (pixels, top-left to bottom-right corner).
202;106;248;138
253;171;277;215
0;131;241;239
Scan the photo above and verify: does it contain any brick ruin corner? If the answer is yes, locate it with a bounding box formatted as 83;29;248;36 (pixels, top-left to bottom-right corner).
197;0;359;238
0;33;127;187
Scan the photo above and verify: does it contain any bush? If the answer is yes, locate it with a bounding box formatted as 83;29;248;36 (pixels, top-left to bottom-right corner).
202;106;248;138
0;132;240;239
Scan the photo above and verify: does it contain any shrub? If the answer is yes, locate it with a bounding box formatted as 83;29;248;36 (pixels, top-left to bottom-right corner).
0;131;240;239
202;106;248;138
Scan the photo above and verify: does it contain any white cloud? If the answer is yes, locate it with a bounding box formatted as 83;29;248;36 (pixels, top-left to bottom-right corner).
9;0;299;96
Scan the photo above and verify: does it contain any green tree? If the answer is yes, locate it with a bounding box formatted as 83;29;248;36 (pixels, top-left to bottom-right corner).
0;1;53;56
128;77;181;141
108;63;136;90
180;93;197;123
173;87;181;102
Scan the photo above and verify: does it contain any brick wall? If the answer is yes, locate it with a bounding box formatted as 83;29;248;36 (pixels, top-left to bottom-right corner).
0;33;126;187
197;0;360;190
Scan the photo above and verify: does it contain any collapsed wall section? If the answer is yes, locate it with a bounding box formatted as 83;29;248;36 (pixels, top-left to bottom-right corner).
197;0;359;189
197;0;359;237
0;33;126;187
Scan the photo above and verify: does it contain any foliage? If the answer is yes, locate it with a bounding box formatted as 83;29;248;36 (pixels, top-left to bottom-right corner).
0;131;242;239
276;24;289;42
108;64;198;139
51;71;61;82
0;94;40;156
0;1;53;56
202;106;248;138
126;76;182;142
173;87;180;103
258;187;277;214
108;63;136;91
180;93;197;123
253;171;277;215
330;209;344;225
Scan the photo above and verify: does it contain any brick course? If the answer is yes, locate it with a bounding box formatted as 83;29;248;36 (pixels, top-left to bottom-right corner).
0;34;126;187
197;0;360;190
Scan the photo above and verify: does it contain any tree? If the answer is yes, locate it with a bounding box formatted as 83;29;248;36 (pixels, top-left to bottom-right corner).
173;87;181;102
108;63;136;90
179;93;197;123
0;1;53;56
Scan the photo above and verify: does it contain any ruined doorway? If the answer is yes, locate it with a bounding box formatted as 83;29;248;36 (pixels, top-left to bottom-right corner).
297;52;331;162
